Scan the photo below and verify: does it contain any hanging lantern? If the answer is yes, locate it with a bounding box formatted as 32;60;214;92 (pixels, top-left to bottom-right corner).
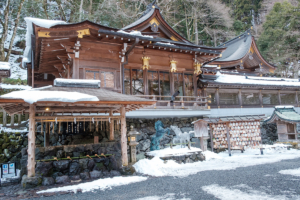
194;62;202;75
170;60;177;72
141;56;150;70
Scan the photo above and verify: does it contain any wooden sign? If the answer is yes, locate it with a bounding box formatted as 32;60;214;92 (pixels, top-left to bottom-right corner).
194;120;208;137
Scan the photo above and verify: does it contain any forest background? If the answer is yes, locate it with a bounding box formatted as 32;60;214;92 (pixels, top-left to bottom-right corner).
0;0;300;81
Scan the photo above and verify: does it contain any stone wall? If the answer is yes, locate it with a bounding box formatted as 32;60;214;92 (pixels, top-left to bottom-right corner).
126;117;199;161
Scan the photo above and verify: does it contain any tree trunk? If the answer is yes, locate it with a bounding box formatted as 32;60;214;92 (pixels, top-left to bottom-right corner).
214;30;217;47
0;0;10;61
79;0;84;22
194;8;198;45
89;0;93;19
294;60;299;79
55;0;66;21
5;0;25;62
43;0;49;19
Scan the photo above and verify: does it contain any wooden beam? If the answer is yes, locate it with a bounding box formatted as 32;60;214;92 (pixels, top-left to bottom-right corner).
3;110;6;126
120;106;128;166
18;114;21;125
44;122;49;147
109;110;114;141
11;114;15;127
238;89;242;108
27;104;36;177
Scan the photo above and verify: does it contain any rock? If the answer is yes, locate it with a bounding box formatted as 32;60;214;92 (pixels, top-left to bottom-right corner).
42;177;55;186
35;162;52;176
89;170;103;179
56;150;64;159
79;158;89;169
69;162;80;175
52;172;63;179
55;175;70;184
69;175;80;180
44;146;56;157
36;135;44;142
87;159;95;171
53;160;70;171
110;170;121;177
21;175;42;189
80;172;90;180
137;139;150;152
50;133;59;145
73;152;81;157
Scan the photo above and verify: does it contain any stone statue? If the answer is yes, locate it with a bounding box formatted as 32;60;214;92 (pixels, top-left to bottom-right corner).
150;120;170;151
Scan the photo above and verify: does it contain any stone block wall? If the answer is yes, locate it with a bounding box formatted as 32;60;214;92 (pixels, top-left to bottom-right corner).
20;142;122;179
261;122;278;144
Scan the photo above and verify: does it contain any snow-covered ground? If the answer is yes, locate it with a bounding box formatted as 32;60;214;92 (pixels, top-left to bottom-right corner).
37;176;147;194
134;193;190;200
202;184;300;200
133;144;299;177
279;168;300;177
146;146;201;157
0;84;31;90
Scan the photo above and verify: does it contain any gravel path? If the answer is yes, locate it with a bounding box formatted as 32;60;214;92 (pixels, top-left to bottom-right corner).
33;157;300;200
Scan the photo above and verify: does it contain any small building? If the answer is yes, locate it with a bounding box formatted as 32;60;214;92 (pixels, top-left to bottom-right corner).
0;62;11;81
265;106;300;142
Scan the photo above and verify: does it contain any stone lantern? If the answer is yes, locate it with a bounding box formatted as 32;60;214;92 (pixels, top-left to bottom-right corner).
127;125;140;163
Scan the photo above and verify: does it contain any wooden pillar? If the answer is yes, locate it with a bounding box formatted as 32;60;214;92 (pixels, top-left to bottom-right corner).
295;91;299;106
3;110;6;127
238;89;242;108
120;106;128;166
259;90;263;107
225;122;231;156
209;124;213;152
170;72;175;95
199;137;204;150
18;114;21;125
193;74;197;96
278;90;281;105
215;89;220;108
94;136;99;144
11;114;15;127
27;104;36;177
143;69;148;95
109;110;114;141
44;122;49;147
25;113;29;121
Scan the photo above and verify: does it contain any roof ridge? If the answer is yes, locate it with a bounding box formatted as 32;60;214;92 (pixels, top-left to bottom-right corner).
218;28;251;47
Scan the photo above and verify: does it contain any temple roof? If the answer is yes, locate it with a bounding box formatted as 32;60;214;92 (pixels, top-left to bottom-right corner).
265;106;300;123
216;30;252;62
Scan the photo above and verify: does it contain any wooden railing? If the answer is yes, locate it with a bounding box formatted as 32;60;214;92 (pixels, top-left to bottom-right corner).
134;95;209;110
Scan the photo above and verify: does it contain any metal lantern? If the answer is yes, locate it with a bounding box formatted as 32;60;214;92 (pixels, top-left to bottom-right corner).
141;56;150;70
127;125;140;163
170;60;177;72
194;62;202;74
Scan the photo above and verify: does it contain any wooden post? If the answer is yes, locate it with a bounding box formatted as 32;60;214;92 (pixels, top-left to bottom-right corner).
18;114;21;125
259;90;263;107
94;136;99;144
44;122;49;147
11;114;15;127
238;89;242;108
215;89;220;108
27;104;36;177
25;113;29;121
225;122;231;156
3;110;7;127
109;110;114;141
295;91;299;106
278;90;281;105
120;106;128;166
209;124;213;152
199;137;204;150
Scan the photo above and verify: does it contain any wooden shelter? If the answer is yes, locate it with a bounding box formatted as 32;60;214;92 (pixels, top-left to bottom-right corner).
265;106;300;141
194;115;265;156
0;79;156;177
0;62;11;81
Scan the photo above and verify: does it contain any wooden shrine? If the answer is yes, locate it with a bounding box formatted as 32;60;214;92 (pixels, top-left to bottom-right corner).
0;79;156;177
265;106;300;142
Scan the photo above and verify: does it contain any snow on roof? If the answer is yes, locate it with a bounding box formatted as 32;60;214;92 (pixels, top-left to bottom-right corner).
156;42;175;46
215;72;300;87
54;78;100;88
0;84;31;90
117;30;153;38
275;106;294;109
22;18;67;67
1;86;98;104
0;62;11;70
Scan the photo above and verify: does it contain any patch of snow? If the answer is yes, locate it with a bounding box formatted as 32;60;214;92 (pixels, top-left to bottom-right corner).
134;193;190;200
156;42;175;46
133;144;300;177
147;146;202;157
275;105;294;109
117;30;153;38
23;17;67;67
215;72;300;87
37;176;147;194
0;84;31;90
279;168;300;177
1;88;99;104
54;78;100;87
202;184;299;200
0;62;11;70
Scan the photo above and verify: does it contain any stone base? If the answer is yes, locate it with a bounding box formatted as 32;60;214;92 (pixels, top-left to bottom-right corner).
145;151;205;164
21;175;42;189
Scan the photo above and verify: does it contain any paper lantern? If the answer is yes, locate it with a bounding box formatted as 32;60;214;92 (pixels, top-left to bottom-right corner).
141;56;150;70
170;60;177;72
